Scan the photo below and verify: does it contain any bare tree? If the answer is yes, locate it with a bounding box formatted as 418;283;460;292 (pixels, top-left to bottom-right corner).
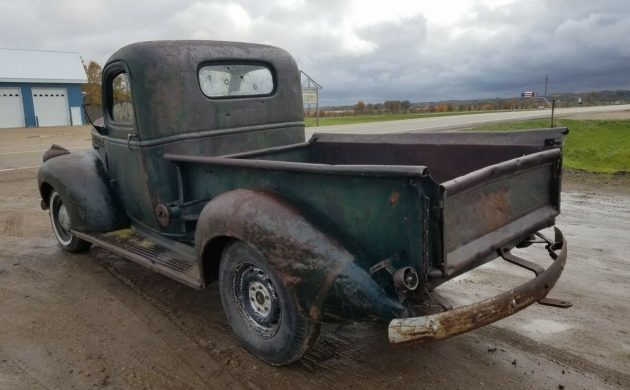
401;100;411;113
384;100;401;114
354;100;366;114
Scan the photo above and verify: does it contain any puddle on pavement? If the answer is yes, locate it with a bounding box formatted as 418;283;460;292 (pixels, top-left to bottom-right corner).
517;318;574;334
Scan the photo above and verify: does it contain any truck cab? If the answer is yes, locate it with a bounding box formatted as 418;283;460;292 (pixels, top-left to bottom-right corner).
97;42;305;235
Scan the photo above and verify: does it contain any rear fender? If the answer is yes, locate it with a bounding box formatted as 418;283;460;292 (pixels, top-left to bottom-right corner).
38;149;129;232
196;189;405;322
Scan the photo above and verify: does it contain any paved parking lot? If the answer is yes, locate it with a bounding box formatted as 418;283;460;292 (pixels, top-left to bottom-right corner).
0;125;92;171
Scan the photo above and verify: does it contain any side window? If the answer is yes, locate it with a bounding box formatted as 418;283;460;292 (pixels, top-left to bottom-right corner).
111;72;134;123
199;64;274;98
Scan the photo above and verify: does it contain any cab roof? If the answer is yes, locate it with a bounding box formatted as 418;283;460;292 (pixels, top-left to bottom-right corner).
103;40;303;141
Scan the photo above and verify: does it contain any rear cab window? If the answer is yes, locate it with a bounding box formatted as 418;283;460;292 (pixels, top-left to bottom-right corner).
198;64;274;98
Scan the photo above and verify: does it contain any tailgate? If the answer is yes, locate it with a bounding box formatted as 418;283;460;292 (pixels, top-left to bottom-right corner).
440;148;562;278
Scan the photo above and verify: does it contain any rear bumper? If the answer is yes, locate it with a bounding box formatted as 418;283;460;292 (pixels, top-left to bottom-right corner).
388;227;567;345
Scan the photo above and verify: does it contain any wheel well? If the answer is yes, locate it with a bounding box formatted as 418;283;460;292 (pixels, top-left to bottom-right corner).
40;182;53;208
201;236;233;284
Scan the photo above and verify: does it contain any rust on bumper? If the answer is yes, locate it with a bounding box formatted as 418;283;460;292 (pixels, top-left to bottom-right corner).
389;227;568;345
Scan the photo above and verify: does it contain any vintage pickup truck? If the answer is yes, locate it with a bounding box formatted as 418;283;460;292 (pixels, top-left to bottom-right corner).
38;41;569;366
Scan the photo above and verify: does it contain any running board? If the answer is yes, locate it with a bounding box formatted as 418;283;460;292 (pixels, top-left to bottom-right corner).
73;228;203;290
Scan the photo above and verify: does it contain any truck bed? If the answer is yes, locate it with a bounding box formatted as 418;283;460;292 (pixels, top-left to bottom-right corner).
228;128;565;183
164;128;567;287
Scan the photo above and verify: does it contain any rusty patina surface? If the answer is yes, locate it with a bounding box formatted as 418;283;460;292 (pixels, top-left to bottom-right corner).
38;149;129;232
194;188;407;322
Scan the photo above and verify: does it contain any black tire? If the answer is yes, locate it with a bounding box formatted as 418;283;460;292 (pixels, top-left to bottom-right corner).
49;191;92;253
219;240;320;366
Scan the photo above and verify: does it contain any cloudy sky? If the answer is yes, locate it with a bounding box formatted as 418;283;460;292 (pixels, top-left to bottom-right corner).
1;0;629;104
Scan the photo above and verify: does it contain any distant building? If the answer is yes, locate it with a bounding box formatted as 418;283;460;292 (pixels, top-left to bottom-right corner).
0;48;87;129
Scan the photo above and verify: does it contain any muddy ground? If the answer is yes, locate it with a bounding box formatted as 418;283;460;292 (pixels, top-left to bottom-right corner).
1;112;629;389
0;169;628;389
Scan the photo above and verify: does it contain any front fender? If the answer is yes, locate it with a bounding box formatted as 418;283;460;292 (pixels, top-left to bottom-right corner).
196;189;405;322
38;149;129;232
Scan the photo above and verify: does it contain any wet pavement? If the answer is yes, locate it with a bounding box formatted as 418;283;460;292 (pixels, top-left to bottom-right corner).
0;167;628;389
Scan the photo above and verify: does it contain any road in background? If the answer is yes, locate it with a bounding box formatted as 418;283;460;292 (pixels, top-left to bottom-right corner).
306;104;630;137
1;104;629;171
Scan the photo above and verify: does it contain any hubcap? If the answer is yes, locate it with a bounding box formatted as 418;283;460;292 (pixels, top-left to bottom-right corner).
249;281;272;317
50;193;72;246
233;264;280;338
57;204;71;232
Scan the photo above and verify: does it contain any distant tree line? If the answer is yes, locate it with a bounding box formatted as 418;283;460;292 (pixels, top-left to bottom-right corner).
305;90;630;117
79;63;630;120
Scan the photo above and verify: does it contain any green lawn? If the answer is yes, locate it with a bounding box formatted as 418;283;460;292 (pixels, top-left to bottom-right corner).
469;119;630;174
304;110;508;127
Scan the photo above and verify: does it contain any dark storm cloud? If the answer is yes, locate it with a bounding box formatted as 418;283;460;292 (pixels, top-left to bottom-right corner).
310;1;630;104
1;0;628;104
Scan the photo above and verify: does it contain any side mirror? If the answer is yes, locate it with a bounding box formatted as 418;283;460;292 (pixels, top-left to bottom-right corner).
83;104;107;134
92;117;107;134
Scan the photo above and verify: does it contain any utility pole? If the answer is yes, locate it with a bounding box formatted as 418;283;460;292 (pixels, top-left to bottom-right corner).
544;74;549;97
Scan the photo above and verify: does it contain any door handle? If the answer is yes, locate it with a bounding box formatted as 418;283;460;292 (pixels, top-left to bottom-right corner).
127;133;138;150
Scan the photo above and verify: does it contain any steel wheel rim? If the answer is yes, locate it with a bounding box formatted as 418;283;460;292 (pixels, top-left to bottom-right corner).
50;193;72;246
233;263;281;338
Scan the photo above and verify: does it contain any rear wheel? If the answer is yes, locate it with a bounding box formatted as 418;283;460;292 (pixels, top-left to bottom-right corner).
49;191;91;253
219;240;320;366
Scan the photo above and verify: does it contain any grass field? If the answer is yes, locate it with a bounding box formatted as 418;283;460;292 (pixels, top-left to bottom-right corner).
469;119;630;173
305;112;629;173
304;110;507;127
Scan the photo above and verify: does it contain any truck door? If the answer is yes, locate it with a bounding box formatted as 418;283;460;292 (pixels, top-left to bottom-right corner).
102;63;158;228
